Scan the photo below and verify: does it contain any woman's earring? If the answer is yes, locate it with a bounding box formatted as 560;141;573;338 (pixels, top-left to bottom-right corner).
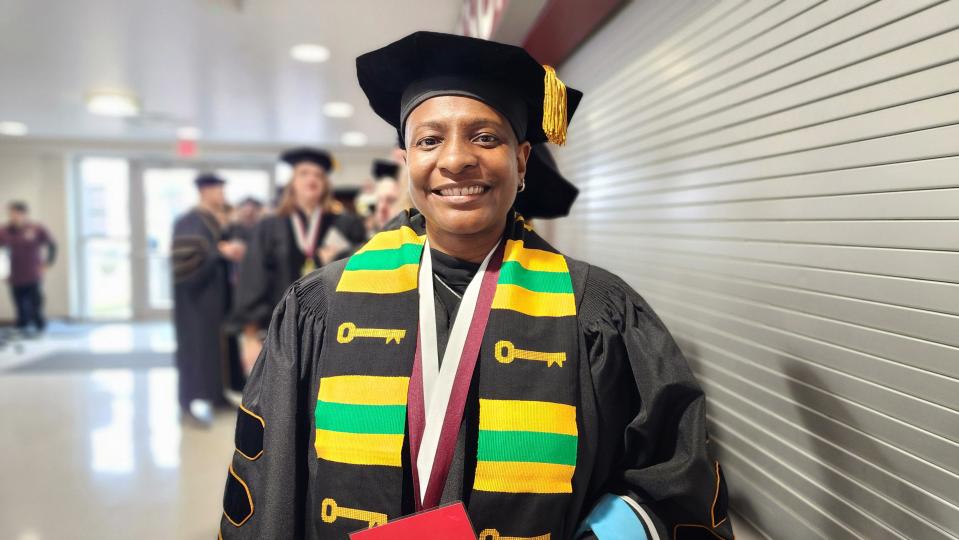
518;179;526;192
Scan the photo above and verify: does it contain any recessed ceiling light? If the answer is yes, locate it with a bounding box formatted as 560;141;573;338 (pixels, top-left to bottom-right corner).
0;121;28;136
86;91;140;117
177;126;201;140
290;44;330;63
322;102;354;118
341;131;368;147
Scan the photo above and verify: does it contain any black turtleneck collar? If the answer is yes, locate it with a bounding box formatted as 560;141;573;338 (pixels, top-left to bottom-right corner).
430;248;481;296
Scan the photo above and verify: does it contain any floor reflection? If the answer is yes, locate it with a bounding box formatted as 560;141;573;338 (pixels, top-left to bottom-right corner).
148;369;181;470
90;370;136;474
87;325;136;354
0;322;235;540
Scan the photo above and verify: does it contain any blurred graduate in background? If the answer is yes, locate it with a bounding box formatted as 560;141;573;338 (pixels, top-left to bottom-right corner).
171;174;246;426
230;148;366;373
371;158;403;234
226;197;265;246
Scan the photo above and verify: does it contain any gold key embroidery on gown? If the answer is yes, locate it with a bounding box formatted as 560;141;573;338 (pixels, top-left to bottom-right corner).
479;529;550;540
320;498;387;528
336;322;407;345
495;340;566;367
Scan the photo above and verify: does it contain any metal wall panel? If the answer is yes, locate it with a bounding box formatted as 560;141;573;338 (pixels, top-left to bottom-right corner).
552;1;959;538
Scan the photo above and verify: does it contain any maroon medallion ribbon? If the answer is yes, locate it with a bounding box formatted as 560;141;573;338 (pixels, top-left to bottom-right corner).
407;242;505;511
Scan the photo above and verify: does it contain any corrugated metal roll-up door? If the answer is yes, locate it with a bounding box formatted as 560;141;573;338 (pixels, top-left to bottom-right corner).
551;1;959;538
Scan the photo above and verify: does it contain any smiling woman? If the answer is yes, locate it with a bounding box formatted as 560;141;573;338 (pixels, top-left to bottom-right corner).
405;96;530;262
219;31;734;540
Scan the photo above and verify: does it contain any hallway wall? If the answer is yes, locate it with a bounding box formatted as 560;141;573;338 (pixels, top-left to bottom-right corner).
552;1;959;538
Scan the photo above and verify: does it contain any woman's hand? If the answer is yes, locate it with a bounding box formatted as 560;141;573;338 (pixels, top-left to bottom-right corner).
318;245;339;266
218;240;246;262
240;326;263;374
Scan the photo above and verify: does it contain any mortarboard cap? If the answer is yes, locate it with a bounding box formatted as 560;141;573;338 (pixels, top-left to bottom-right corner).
280;147;335;172
515;144;579;219
372;159;400;180
333;186;361;199
356;31;582;148
194;173;225;188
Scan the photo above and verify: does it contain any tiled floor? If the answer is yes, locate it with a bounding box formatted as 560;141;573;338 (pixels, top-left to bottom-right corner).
0;322;767;540
0;323;234;540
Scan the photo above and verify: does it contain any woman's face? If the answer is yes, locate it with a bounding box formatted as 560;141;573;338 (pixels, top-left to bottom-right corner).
291;162;328;205
403;95;530;239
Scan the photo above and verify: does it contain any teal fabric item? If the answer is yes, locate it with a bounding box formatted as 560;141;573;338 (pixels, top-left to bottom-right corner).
575;494;650;540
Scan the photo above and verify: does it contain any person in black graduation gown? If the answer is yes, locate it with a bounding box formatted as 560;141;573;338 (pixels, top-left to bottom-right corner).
220;33;733;540
172;174;246;426
225;197;264;245
231;148;366;373
370;159;404;235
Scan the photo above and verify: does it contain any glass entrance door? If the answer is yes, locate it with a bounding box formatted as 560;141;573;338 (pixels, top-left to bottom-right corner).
139;168;199;317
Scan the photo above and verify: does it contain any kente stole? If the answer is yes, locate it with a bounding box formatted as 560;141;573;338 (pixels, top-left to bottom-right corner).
312;210;580;539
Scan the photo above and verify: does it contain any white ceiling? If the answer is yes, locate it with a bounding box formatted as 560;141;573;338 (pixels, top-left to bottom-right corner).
0;0;462;147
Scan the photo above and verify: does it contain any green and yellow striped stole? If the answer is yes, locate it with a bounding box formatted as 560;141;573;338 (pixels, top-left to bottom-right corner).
492;239;576;317
314;375;410;467
314;211;581;538
336;226;425;294
475;399;578;493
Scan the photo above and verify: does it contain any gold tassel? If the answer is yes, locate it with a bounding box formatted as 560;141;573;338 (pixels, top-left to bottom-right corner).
542;65;568;146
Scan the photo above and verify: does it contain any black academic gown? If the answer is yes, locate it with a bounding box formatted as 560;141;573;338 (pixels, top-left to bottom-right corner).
225;222;257;245
220;251;733;539
230;210;366;332
171;208;231;409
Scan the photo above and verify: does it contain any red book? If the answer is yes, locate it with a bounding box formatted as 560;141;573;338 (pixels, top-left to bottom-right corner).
349;502;476;540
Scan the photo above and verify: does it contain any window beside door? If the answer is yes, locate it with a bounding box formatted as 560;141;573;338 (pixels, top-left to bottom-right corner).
77;158;132;319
